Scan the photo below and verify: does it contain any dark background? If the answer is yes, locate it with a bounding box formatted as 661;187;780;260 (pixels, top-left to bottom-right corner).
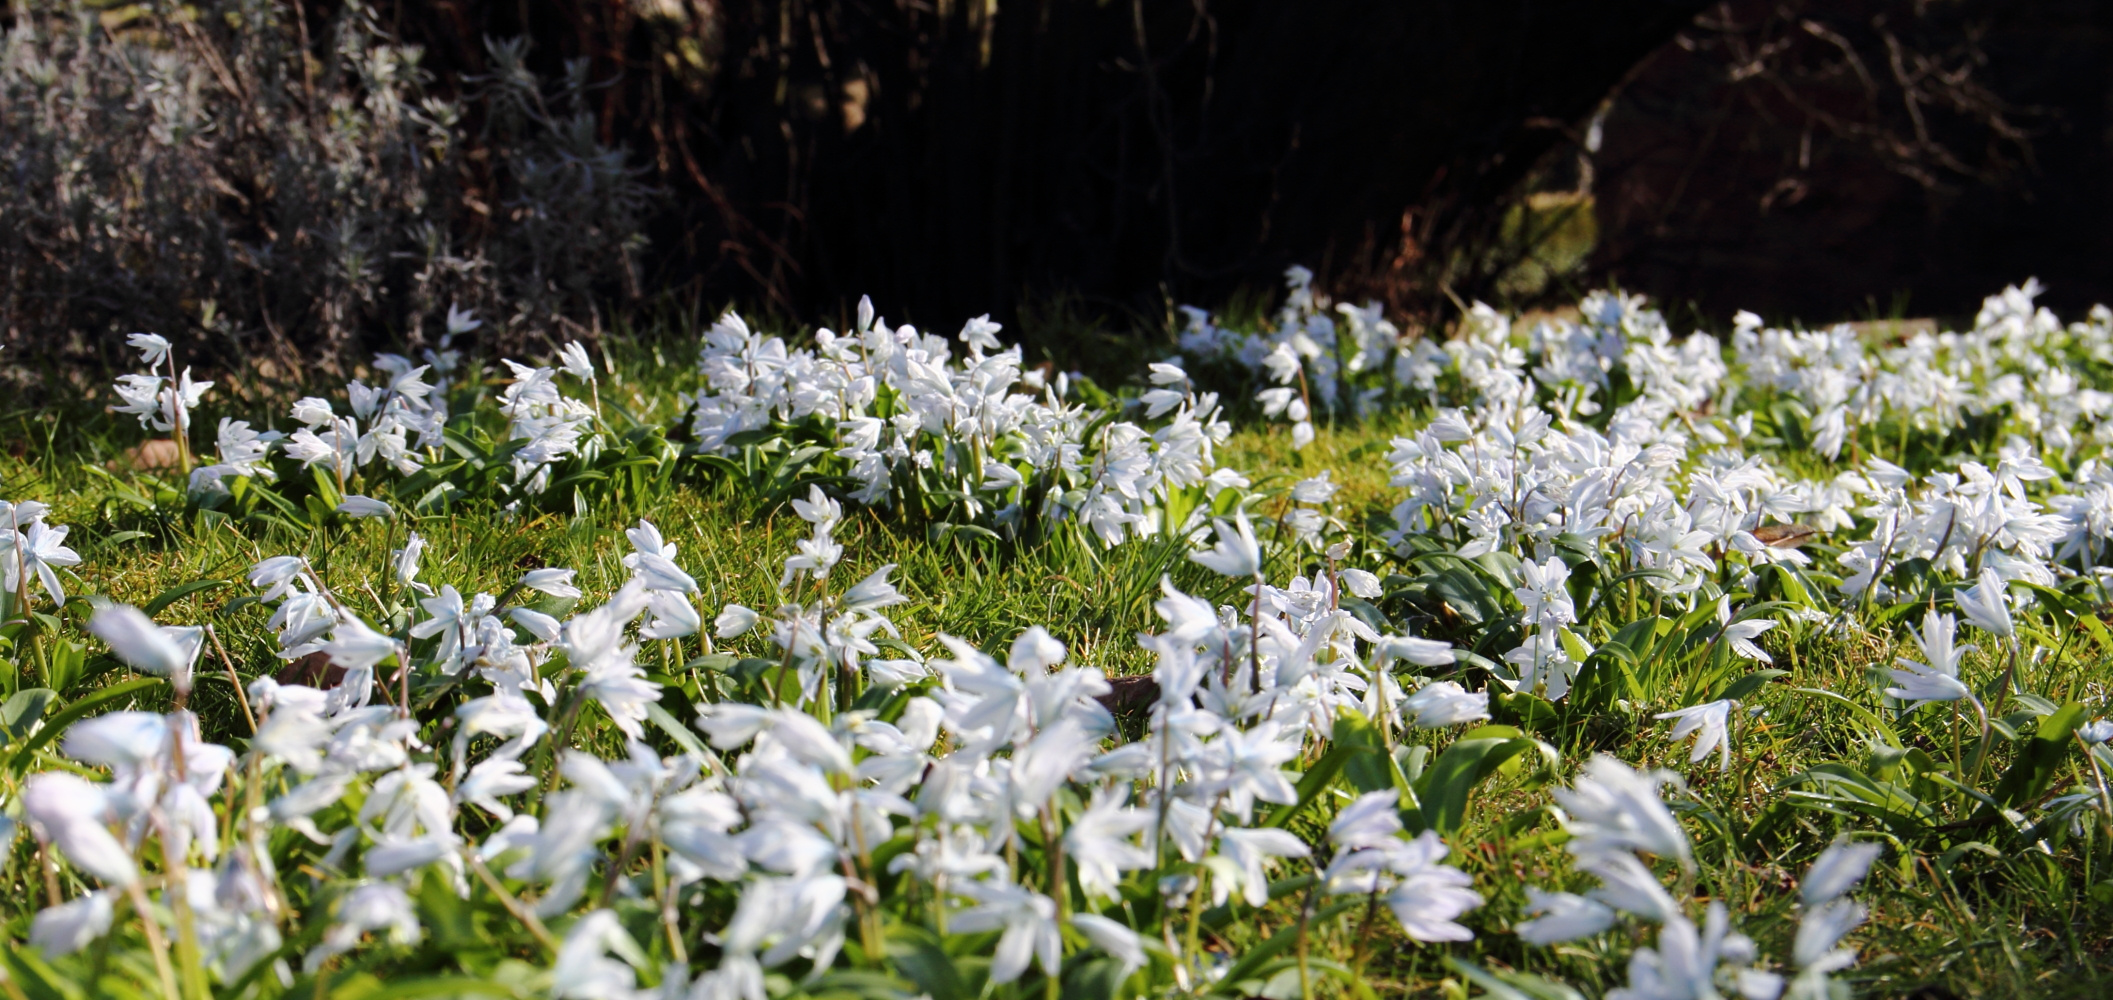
8;0;2112;366
433;0;2110;331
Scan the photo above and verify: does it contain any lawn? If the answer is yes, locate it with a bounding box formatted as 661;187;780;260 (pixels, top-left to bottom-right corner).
0;279;2109;999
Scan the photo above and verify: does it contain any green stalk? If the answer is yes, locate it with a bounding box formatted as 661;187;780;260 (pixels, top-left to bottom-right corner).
125;880;182;1000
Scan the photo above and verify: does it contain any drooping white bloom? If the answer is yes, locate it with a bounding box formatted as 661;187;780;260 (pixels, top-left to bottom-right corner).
306;883;422;971
1191;512;1263;579
1213;826;1311;907
521;567;583;599
1885;609;1975;706
29;889;115;956
950;881;1061;984
551;910;645;1000
1551;755;1692;867
1063;788;1154;900
1722;618;1777;663
1792;898;1866;973
1068;913;1146;975
336;495;394;519
22;773;136;886
716;603;761;638
1801;840;1882;907
1328;789;1405;851
87;605;201;692
1954;567;2014;639
1515;888;1616;945
127;332;172;367
1654;700;1735;770
1401;681;1490;728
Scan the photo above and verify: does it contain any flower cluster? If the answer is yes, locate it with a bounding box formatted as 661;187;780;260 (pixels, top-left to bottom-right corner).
685;304;1248;546
1;496;79;609
1516;756;1882;1000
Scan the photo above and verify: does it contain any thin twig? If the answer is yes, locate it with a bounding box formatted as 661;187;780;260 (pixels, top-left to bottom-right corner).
467;851;559;957
205;625;258;735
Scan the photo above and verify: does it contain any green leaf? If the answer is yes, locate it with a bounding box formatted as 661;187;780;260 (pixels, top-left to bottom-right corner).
685;653;738;673
1988;701;2087;811
1791;687;1902;749
645;701;711;760
1446;958;1587;1000
1493;691;1560;735
142;579;228;618
1411;736;1532;835
334;977;522;999
9;678;161;771
1719;669;1790;703
1334;708;1403;796
2;687;57;740
1261;743;1353;829
1059;957;1129;1000
1208;901;1362;992
885;927;973;1000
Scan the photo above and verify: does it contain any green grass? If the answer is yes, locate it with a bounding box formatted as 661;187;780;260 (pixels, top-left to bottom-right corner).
3;339;2112;999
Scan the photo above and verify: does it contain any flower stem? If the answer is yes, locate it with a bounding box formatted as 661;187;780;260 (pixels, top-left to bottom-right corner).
125;880;182;1000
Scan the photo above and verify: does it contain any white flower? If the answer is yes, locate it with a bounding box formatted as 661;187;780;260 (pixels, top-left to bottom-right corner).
87;605;201;692
1954;567;2014;639
521;568;583;599
1290;471;1338;504
1064;788;1154;901
1722;618;1776;662
552;910;645;1000
1515;888;1616;945
715;603;761;639
792;486;842;528
336;495;394;519
1551;755;1691;867
248;555;308;601
306;883;421;971
1577;851;1679;923
1793;898;1866;971
1069;913;1145;974
1328;789;1405;851
127;332;172;367
1339;567;1383;599
1801;841;1882;906
1514;556;1576;626
1653;699;1735;770
1885;610;1974;706
557;342;597;383
22;773;136;886
1213;827;1311;907
11;520;80;605
841;564;907;613
1380;831;1482;942
951;881;1060;984
1375;634;1457;667
394;533;431;595
446;303;482;335
30;889;115;956
1401;681;1490;728
641;590;702;640
1191;511;1262;578
510;607;563;643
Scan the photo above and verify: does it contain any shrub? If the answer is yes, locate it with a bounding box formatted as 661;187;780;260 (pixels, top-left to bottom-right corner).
0;0;651;384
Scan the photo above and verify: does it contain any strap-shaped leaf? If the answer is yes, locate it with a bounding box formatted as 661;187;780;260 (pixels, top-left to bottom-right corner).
1411;735;1532;835
9;677;162;771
